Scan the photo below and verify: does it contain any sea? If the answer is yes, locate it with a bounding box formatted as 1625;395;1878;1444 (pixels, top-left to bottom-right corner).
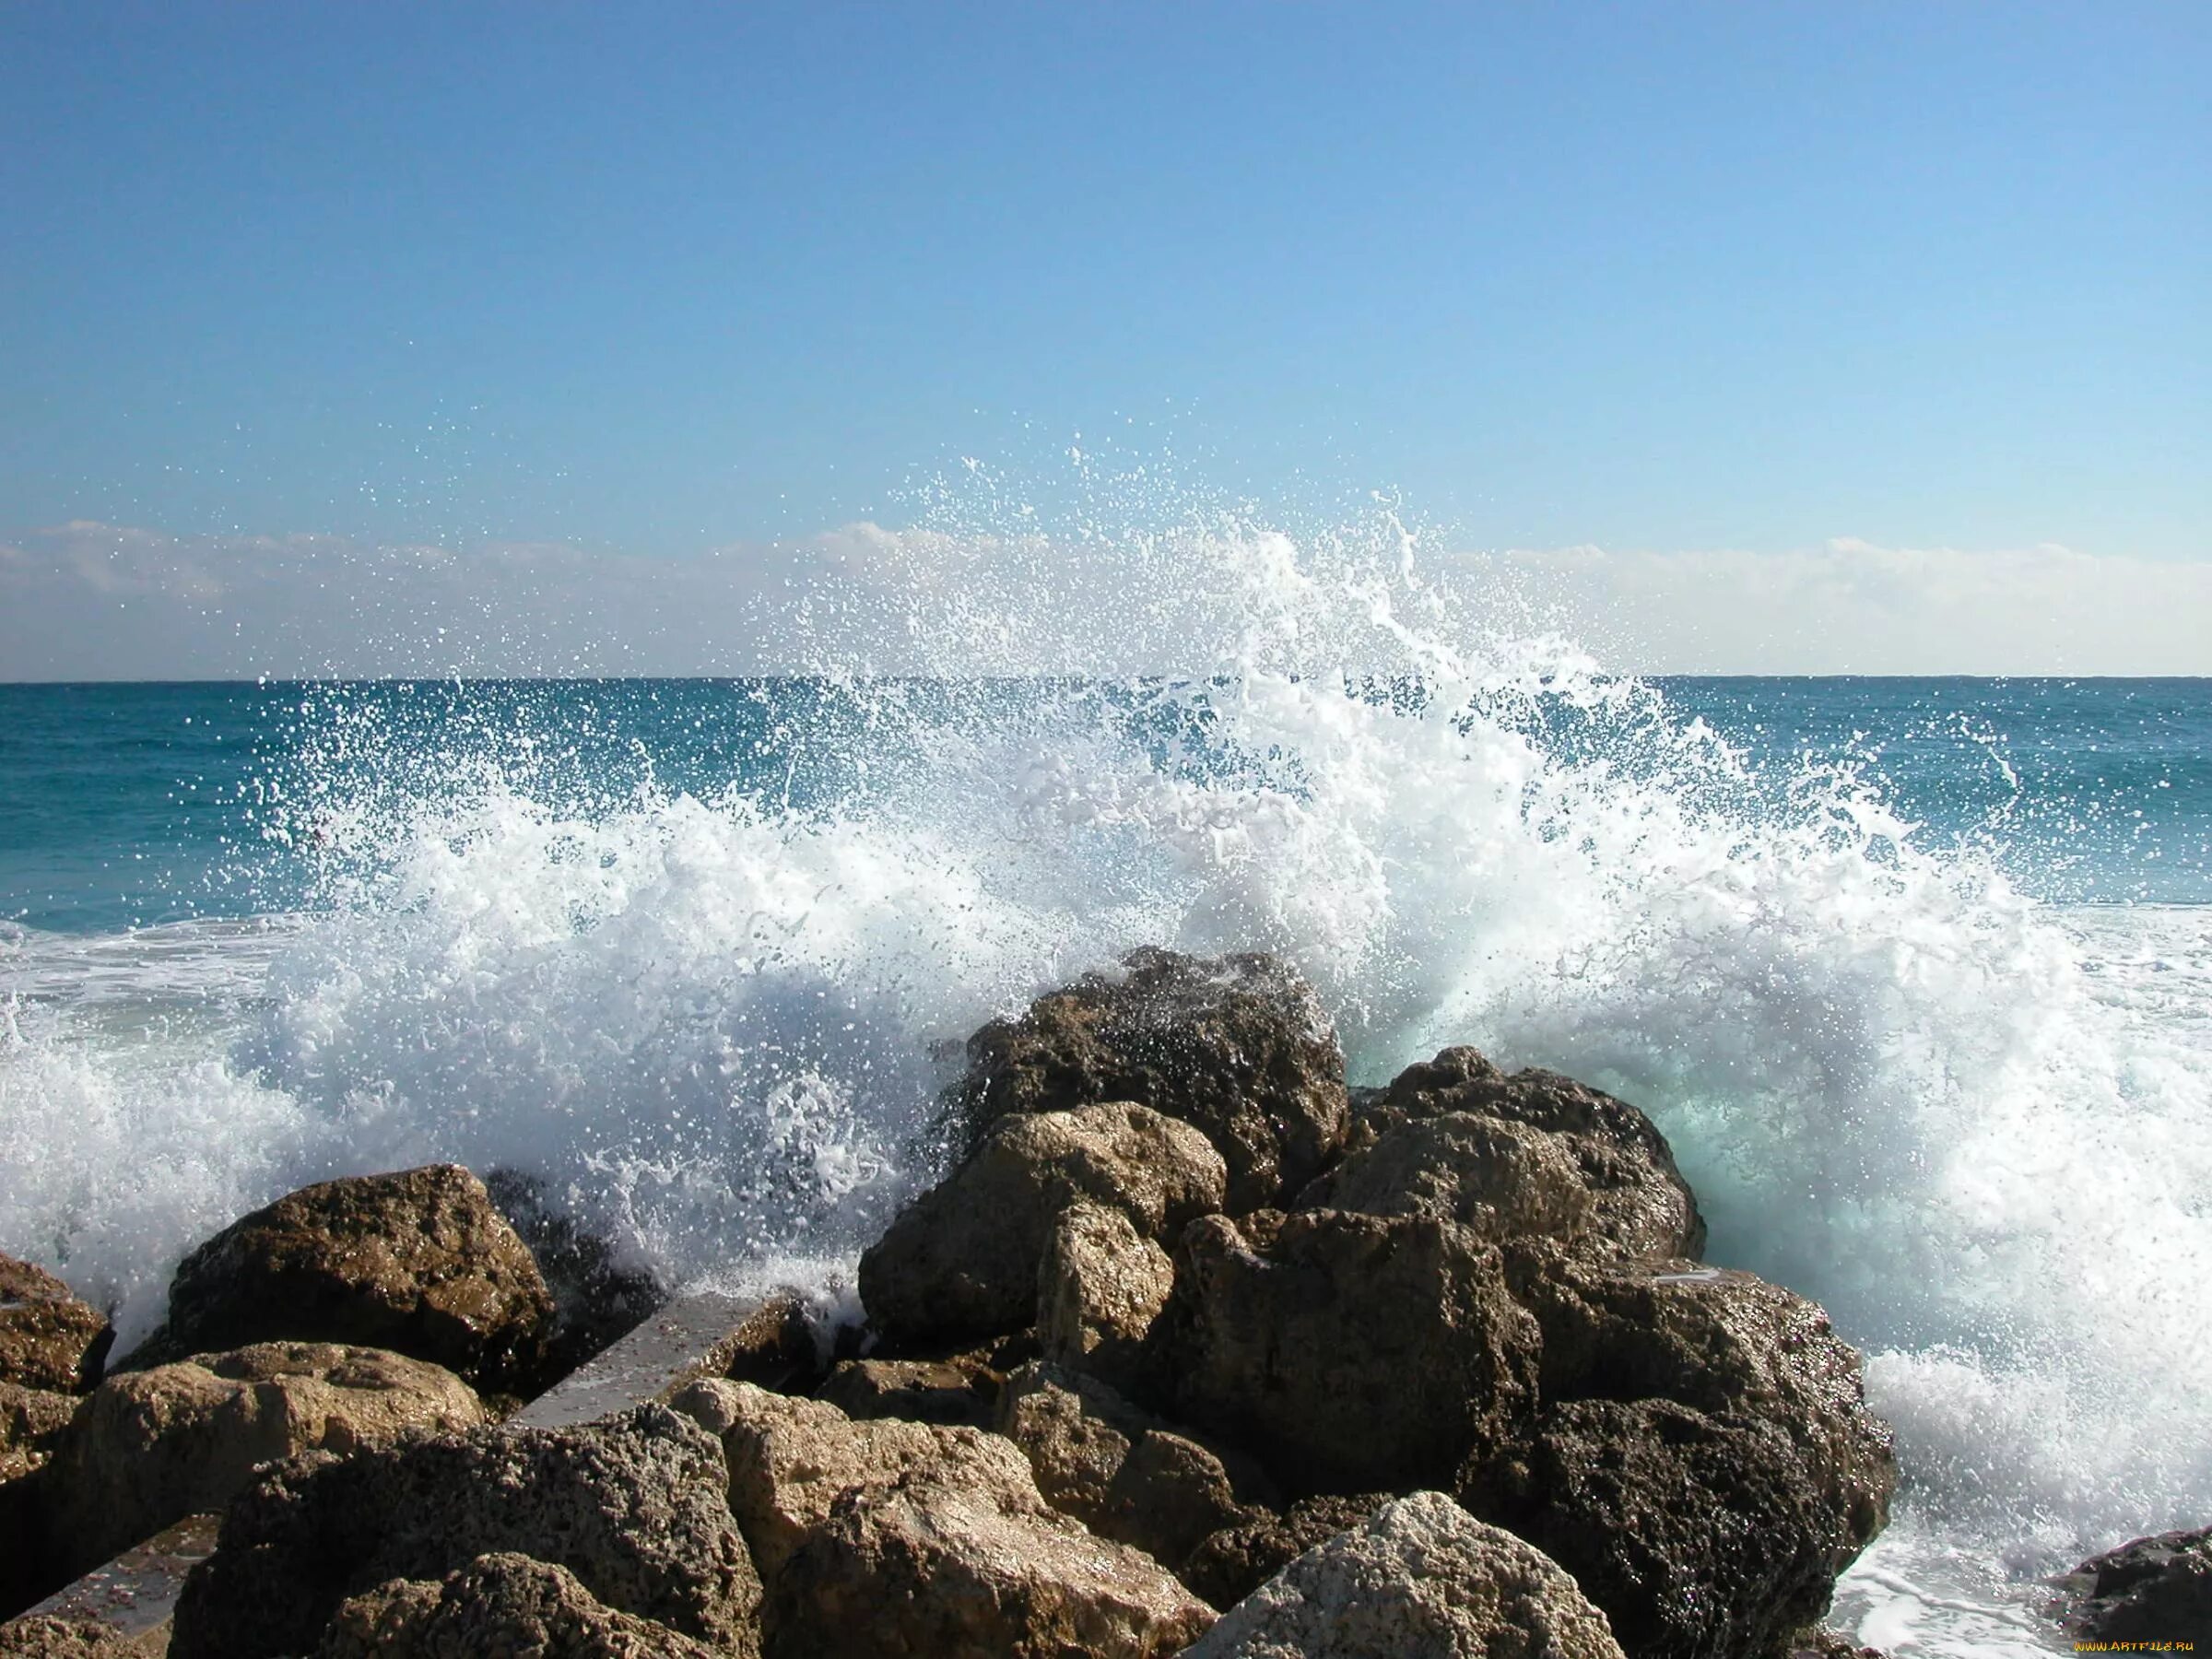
1;522;2206;1654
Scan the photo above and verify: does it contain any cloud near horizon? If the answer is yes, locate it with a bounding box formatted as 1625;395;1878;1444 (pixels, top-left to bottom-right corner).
0;520;2205;680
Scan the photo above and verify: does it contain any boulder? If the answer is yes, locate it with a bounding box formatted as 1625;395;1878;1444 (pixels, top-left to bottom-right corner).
815;1351;1003;1429
951;948;1348;1211
1510;1252;1896;1564
0;1383;76;1487
671;1379;1212;1658
1181;1494;1391;1613
0;1617;143;1659
1182;1490;1625;1659
315;1552;722;1658
1164;1208;1542;1495
1348;1047;1704;1262
47;1342;486;1579
1038;1201;1175;1396
859;1101;1223;1344
713;1292;835;1395
1;1384;79;1616
1295;1113;1597;1247
167;1403;759;1659
147;1165;559;1394
0;1256;110;1394
2060;1527;2212;1643
996;1361;1269;1582
484;1170;665;1380
1463;1397;1842;1659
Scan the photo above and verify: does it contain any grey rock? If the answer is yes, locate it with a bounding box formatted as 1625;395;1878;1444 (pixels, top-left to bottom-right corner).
1182;1490;1625;1659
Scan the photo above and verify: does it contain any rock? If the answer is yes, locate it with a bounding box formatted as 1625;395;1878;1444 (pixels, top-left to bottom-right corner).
1164;1208;1541;1495
147;1166;559;1394
315;1552;722;1658
1181;1494;1392;1613
1350;1047;1704;1262
713;1292;834;1395
1182;1490;1625;1659
1464;1397;1841;1659
671;1378;1212;1658
484;1170;666;1381
815;1351;1002;1429
2;1384;81;1614
167;1403;759;1659
0;1256;111;1394
0;1383;76;1486
1038;1202;1175;1395
997;1361;1270;1582
46;1342;486;1581
1296;1113;1598;1247
951;947;1348;1211
1510;1252;1896;1565
2061;1527;2212;1643
1786;1630;1888;1659
0;1616;144;1658
859;1101;1224;1344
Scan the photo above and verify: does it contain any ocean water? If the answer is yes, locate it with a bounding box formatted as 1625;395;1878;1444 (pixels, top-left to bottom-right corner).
1;521;2207;1654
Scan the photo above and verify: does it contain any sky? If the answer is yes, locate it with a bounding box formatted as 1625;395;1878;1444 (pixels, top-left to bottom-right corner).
1;2;2206;676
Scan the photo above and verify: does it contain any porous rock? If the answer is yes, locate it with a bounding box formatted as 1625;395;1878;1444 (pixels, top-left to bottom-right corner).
1510;1251;1896;1563
315;1551;721;1658
1182;1489;1625;1659
1349;1046;1705;1262
859;1100;1223;1344
2060;1526;2212;1643
1165;1208;1541;1495
0;1256;110;1394
47;1342;486;1579
814;1351;1002;1429
1296;1112;1598;1246
1463;1397;1842;1659
1038;1201;1176;1395
951;947;1348;1211
672;1378;1212;1659
167;1403;759;1659
996;1361;1268;1582
147;1165;559;1394
1180;1494;1392;1613
0;1616;145;1658
0;1382;76;1487
1;1384;81;1613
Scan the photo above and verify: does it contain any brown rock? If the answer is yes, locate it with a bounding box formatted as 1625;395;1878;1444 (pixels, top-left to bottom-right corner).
996;1361;1270;1582
1038;1202;1175;1396
1350;1047;1705;1262
1296;1112;1598;1246
815;1352;1002;1429
315;1551;723;1658
0;1257;110;1394
1181;1494;1392;1612
859;1101;1224;1344
671;1378;1212;1658
0;1384;76;1487
951;947;1349;1211
146;1166;559;1394
0;1616;145;1658
47;1342;485;1580
1164;1208;1541;1495
1182;1490;1625;1659
2060;1527;2212;1644
484;1170;666;1380
167;1403;758;1659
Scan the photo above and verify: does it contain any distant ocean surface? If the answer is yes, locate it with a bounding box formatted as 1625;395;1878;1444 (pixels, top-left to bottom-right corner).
5;663;2208;1655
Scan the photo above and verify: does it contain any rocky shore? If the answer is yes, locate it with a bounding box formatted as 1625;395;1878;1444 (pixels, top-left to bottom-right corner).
1;947;2194;1654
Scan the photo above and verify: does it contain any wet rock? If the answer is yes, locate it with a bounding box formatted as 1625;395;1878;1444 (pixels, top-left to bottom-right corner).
47;1342;486;1581
1463;1397;1842;1659
315;1551;722;1658
484;1170;666;1380
1351;1047;1705;1262
859;1101;1223;1344
996;1361;1269;1582
168;1402;759;1659
0;1256;111;1394
2061;1527;2212;1643
1512;1251;1897;1565
0;1616;143;1658
1164;1208;1541;1495
147;1165;559;1394
0;1383;76;1487
1296;1112;1598;1247
672;1378;1212;1658
713;1292;833;1395
1786;1630;1888;1659
1038;1201;1175;1396
951;947;1348;1211
1182;1489;1625;1659
1180;1494;1391;1613
815;1351;1002;1429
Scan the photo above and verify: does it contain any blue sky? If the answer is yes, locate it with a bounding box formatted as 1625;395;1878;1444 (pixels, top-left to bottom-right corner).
1;3;2206;673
